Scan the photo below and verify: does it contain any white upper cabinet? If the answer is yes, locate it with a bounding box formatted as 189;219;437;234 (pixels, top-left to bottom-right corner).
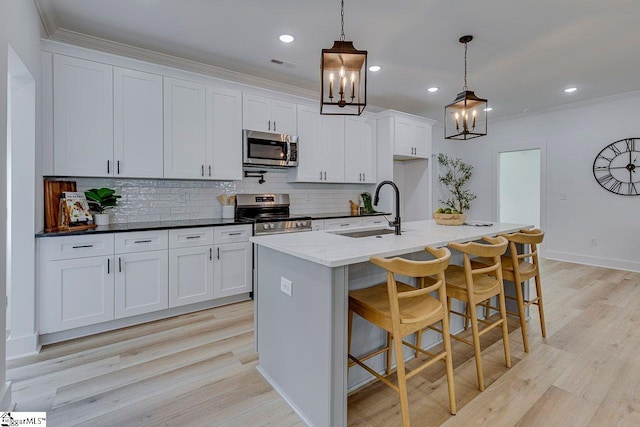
243;93;297;135
344;116;376;183
53;55;114;177
114;67;164;178
321;115;345;182
163;77;207;179
206;87;242;180
376;110;433;160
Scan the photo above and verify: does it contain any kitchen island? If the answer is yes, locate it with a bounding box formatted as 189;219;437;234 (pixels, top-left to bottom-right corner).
251;220;529;427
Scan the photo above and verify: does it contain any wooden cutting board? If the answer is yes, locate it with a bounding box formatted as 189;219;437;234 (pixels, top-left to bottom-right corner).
44;179;76;232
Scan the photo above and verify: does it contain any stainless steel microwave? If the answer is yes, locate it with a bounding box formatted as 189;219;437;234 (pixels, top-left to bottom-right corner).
243;130;299;167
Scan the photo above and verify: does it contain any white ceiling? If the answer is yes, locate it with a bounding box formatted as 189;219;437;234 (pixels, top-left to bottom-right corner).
40;0;640;121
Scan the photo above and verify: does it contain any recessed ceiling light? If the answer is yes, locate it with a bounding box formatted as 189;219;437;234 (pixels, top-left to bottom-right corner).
279;34;294;43
427;87;439;92
564;87;577;93
368;65;381;72
484;107;493;112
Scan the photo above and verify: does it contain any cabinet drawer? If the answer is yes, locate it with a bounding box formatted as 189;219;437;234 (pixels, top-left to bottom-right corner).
213;225;251;244
362;216;388;227
169;227;214;248
323;218;364;230
43;234;114;261
115;230;168;254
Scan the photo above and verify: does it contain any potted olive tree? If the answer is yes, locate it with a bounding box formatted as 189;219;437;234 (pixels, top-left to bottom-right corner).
85;187;121;225
434;153;476;225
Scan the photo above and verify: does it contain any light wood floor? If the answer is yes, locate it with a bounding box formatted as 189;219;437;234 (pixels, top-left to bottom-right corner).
7;259;640;426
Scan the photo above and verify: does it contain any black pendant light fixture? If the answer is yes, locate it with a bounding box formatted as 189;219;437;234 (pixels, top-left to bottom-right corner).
320;0;367;115
445;35;488;140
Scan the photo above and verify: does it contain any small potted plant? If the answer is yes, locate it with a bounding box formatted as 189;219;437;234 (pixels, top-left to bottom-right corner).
85;187;121;225
434;153;476;225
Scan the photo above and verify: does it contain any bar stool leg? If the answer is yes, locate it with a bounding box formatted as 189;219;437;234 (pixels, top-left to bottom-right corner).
415;329;423;359
513;275;529;353
498;288;512;368
468;300;485;391
535;273;547;338
441;316;457;414
392;329;410;427
386;332;393;374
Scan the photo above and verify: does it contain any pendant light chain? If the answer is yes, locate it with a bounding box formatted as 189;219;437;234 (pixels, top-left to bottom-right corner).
340;0;345;41
463;40;468;91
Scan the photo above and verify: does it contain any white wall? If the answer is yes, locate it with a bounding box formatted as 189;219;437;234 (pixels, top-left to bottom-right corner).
433;93;640;272
0;0;44;408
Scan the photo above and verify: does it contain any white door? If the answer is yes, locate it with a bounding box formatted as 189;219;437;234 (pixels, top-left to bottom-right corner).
45;256;114;332
163;77;207;179
499;149;541;228
394;117;414;157
345;117;375;183
295;105;323;182
169;245;214;307
53;55;113;177
114;67;164;178
214;242;252;298
242;93;271;132
413;121;431;159
115;251;169;319
271;99;297;135
206;87;242;180
321;115;345;182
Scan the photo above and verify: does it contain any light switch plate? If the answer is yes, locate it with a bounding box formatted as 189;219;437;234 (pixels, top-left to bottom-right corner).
280;277;292;296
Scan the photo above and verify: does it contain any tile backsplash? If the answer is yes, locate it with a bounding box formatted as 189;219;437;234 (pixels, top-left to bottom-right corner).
68;170;374;223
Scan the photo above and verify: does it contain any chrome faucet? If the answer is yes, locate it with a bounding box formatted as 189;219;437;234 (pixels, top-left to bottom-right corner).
373;180;401;235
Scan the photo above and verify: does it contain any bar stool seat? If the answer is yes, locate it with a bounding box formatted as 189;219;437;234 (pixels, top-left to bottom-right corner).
443;265;504;298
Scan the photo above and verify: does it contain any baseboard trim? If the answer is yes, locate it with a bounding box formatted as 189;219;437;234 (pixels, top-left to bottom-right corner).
256;366;313;427
543;250;640;273
6;334;41;360
0;382;12;411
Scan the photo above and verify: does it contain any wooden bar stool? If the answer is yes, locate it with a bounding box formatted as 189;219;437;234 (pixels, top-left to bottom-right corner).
473;229;546;353
348;247;456;427
442;236;511;391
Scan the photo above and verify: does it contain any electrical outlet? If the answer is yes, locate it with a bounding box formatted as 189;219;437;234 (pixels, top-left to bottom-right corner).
589;237;598;247
280;277;292;297
560;192;567;200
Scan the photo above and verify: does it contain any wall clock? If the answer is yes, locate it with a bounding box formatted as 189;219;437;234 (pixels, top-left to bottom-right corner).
592;138;640;196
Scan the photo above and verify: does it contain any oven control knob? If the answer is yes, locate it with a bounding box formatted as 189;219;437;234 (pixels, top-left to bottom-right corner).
295;221;301;227
264;223;271;229
301;220;308;227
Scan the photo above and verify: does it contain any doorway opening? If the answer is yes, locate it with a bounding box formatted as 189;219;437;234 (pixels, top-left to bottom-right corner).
498;149;541;228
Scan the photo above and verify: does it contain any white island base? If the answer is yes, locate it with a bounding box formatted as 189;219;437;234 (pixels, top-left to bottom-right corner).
252;220;529;426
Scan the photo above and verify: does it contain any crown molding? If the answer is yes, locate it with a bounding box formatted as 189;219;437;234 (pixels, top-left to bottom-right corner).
33;0;59;37
46;28;319;101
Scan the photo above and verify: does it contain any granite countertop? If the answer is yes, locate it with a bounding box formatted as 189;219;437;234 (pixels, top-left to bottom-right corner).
251;220;531;268
35;218;252;238
301;211;390;220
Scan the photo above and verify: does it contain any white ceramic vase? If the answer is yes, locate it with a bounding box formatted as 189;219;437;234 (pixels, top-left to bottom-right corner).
93;213;110;226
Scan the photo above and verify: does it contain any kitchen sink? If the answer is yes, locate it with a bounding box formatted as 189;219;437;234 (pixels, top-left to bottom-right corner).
333;228;396;238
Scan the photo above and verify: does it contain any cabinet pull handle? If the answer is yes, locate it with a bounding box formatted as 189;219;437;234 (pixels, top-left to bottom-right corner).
359;173;362;181
119;257;122;273
209;165;212;176
201;165;204;176
268;120;271;131
107;258;110;274
319;171;323;180
273;121;276;132
340;223;350;227
72;244;93;249
228;232;242;236
107;160;110;174
217;247;220;260
324;171;327;180
134;240;152;244
186;235;201;240
210;248;212;261
117;160;120;174
363;172;365;181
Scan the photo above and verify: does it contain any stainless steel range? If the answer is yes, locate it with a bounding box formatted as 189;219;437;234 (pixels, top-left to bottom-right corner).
235;194;312;235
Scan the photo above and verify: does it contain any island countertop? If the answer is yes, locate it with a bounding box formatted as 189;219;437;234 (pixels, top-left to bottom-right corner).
251;220;530;267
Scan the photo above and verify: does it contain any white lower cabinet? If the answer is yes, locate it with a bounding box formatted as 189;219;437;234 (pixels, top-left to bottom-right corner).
168;245;214;308
43;255;114;333
323;217;364;230
115;250;169;318
214;242;252;298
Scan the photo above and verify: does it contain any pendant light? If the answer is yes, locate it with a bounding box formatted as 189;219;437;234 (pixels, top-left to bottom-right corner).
445;35;488;140
320;0;367;115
